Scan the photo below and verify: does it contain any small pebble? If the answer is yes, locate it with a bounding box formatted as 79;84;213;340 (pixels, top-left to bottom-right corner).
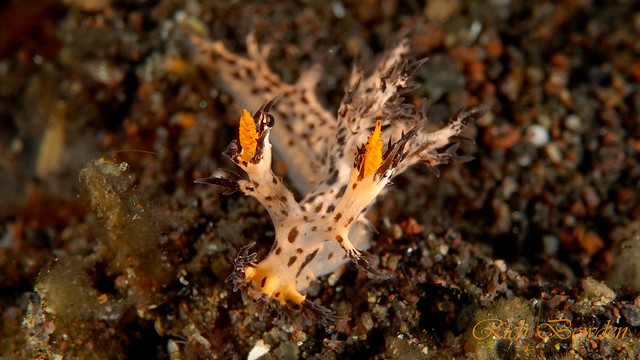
564;114;582;131
525;124;550;147
581;278;615;305
361;311;374;331
542;235;560;256
424;0;459;22
391;224;403;240
500;176;518;199
494;259;507;272
620;304;640;327
544;144;562;163
247;340;270;360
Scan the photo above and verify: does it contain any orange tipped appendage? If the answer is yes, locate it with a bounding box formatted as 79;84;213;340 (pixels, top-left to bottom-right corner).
360;121;383;178
244;266;306;305
239;109;259;162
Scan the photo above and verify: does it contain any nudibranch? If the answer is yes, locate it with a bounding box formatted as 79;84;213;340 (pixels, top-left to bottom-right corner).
192;33;487;325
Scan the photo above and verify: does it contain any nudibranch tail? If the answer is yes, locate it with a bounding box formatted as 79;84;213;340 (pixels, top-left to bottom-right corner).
360;120;383;179
239;109;259;162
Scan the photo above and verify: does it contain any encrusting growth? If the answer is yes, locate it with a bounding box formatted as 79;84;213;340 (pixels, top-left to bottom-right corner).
192;32;488;326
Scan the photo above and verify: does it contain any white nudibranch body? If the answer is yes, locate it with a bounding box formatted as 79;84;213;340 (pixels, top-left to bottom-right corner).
193;33;487;325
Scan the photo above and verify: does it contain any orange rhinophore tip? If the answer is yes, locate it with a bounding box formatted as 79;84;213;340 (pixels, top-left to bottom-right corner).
239;109;259;162
360;120;383;178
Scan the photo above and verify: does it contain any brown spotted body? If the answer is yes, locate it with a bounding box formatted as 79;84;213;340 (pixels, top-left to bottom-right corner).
193;32;486;324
